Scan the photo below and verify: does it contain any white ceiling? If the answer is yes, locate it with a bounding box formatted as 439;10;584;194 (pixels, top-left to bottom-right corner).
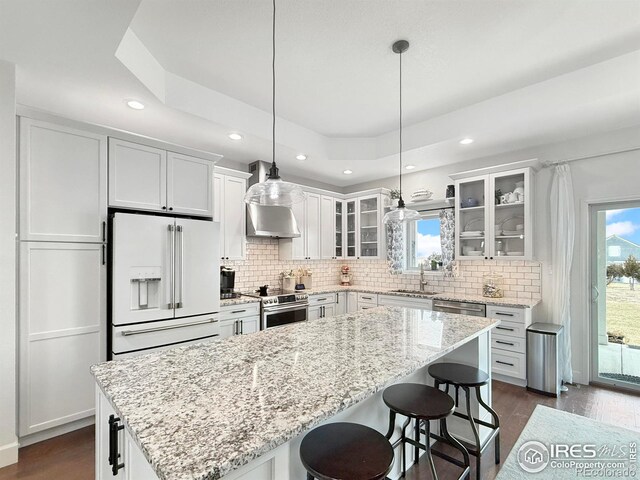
1;0;640;187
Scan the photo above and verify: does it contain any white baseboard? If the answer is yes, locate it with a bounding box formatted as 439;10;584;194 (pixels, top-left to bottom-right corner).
0;439;19;468
19;416;94;447
493;373;527;387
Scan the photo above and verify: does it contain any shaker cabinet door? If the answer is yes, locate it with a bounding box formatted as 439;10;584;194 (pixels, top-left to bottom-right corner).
20;118;107;242
167;152;214;217
108;138;167;212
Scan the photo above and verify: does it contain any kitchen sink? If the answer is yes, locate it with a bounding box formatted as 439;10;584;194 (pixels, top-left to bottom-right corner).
390;289;440;296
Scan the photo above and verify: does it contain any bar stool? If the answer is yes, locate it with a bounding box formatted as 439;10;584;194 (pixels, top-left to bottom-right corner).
428;363;500;480
383;383;470;479
299;422;394;480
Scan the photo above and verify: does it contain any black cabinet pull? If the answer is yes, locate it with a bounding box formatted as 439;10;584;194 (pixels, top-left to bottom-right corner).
108;415;125;475
496;326;515;331
317;297;328;302
496;360;514;367
239;319;243;334
496;340;515;346
231;309;246;314
169;207;174;211
495;312;514;317
102;221;106;242
162;206;167;210
102;245;106;265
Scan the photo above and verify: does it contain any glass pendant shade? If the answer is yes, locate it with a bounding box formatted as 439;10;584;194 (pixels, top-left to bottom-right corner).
244;177;305;206
383;201;421;224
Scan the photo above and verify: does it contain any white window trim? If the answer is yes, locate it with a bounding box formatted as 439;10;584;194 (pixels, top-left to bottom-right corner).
404;212;443;274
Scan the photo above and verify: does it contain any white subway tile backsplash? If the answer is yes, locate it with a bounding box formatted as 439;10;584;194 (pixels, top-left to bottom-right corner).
225;238;542;301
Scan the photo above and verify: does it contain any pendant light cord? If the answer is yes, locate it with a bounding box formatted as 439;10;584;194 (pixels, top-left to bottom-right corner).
398;48;405;208
272;0;276;170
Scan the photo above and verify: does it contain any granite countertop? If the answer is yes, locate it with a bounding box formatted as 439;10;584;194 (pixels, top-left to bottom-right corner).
301;285;541;308
91;307;499;480
219;296;261;307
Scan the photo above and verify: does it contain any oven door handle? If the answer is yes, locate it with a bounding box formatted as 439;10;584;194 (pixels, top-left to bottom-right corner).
263;303;309;313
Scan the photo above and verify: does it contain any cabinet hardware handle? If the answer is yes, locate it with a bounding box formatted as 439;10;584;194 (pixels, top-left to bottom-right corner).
234;320;238;335
102;244;106;265
496;326;515;331
495;312;514;316
169;207;173;211
232;309;246;314
336;294;339;304
496;340;515;346
362;296;373;300
240;319;243;334
121;318;217;336
317;297;328;301
102;221;106;242
108;415;125;475
496;360;514;366
162;206;167;210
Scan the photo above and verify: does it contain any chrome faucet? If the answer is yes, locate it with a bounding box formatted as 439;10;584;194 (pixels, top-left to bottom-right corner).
419;262;429;292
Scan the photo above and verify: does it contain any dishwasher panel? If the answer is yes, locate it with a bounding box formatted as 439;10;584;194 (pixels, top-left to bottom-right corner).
432;300;486;317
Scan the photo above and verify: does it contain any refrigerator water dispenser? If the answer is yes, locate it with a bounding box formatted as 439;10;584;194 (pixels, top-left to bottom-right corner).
130;267;162;310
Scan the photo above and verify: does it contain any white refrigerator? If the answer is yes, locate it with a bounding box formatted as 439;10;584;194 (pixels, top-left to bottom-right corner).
110;212;220;358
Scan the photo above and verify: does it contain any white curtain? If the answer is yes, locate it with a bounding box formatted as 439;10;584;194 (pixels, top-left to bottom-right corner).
386;222;405;274
439;209;455;277
550;164;575;384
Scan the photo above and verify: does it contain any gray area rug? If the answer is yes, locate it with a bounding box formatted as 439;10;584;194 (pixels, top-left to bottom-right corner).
496;405;638;479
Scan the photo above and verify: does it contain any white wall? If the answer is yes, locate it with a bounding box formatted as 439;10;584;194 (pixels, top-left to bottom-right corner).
344;125;640;385
0;60;18;467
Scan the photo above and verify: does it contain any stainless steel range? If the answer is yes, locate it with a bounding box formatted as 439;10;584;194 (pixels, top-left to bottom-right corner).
245;288;309;330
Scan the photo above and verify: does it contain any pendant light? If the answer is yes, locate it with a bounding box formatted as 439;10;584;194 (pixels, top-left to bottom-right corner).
383;40;421;224
244;0;305;206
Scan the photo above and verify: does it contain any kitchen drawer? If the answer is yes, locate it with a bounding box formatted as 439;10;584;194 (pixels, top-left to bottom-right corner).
220;303;260;321
486;305;526;323
112;314;219;355
357;293;378;304
491;349;526;379
359;303;378;311
493;319;526;339
491;333;526;354
309;293;337;306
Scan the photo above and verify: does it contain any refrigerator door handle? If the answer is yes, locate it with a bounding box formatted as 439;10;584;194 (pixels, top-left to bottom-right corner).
176;225;184;309
168;224;175;309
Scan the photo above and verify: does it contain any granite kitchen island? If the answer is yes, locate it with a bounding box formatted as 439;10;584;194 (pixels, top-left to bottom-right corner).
92;306;499;480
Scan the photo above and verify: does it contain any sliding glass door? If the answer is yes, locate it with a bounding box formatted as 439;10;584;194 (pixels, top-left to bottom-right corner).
590;201;640;391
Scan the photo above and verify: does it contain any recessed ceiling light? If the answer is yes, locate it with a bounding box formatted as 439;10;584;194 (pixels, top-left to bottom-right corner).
460;138;474;145
405;165;416;170
343;169;353;175
228;133;243;141
126;100;145;110
296;154;307;161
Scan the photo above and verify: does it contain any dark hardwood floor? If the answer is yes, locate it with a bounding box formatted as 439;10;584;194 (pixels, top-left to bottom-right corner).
1;381;638;480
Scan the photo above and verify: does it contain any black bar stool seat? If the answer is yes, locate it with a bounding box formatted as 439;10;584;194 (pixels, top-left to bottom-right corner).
300;422;393;480
383;383;470;480
428;362;489;387
428;363;500;480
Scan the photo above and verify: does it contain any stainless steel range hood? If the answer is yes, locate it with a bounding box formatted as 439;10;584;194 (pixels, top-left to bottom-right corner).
246;161;301;238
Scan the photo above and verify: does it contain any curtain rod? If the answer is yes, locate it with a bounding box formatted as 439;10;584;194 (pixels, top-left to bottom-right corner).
542;145;640;167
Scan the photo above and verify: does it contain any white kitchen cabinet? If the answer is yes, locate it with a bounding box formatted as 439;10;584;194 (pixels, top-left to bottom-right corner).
341;193;389;260
219;303;260;337
20;242;105;436
347;292;358;313
214;169;250;261
309;294;337;319
454;167;534;260
336;292;347;315
167;152;214;217
19;118;107;242
279;191;322;260
308;305;322;321
109;138;215;217
320;195;336;259
323;303;336;318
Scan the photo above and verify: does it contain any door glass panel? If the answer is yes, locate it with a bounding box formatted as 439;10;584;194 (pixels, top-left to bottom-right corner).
592;202;640;391
360;197;378;257
335;201;343;257
346;201;357;257
458;179;486;258
493;172;525;257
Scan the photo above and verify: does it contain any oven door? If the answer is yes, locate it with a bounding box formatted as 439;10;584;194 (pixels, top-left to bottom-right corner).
263;303;308;329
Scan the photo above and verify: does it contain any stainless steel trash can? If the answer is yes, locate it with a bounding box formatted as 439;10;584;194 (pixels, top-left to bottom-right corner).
526;323;564;397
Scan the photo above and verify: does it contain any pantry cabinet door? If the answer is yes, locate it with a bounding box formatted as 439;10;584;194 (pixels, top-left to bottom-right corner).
108;138;167;212
20;242;105;436
20;118;107;242
167;152;214;217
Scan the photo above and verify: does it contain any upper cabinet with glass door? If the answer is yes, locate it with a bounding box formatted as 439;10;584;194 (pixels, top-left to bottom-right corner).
359;195;380;258
454;166;534;260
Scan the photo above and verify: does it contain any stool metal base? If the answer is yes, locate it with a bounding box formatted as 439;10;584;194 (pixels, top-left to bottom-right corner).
433;380;501;480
